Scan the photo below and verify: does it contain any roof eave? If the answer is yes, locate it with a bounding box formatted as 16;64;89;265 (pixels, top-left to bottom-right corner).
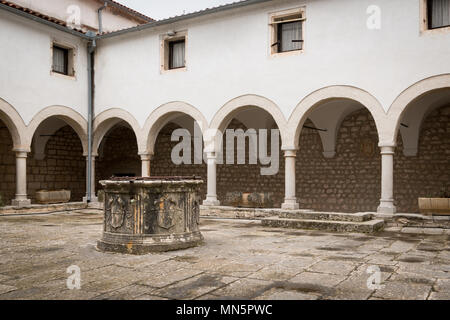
0;2;92;40
97;0;273;40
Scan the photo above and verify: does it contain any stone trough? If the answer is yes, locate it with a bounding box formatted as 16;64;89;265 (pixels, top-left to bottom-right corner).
97;176;204;255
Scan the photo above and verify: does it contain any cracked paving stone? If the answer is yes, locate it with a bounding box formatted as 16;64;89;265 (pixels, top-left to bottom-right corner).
209;278;273;300
153;273;238;300
434;279;450;292
248;265;302;281
1;210;449;300
138;268;204;289
94;284;156;300
372;281;432;300
290;271;346;288
429;291;450;300
308;260;358;276
0;284;17;295
254;288;319;300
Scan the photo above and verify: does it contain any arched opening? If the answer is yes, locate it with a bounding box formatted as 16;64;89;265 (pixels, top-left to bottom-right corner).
394;88;450;213
295;100;381;212
0;118;16;206
96;122;141;184
28;117;86;202
215;107;284;208
150;115;207;199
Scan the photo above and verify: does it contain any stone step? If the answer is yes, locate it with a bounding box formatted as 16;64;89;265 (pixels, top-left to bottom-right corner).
279;211;373;222
261;217;385;234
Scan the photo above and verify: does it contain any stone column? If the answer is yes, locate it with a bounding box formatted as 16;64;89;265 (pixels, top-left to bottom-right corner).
140;154;153;178
282;149;299;210
12;150;31;207
203;151;220;206
377;144;397;214
83;155;98;202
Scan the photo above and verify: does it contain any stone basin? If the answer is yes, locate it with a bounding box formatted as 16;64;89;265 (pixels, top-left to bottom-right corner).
97;176;204;254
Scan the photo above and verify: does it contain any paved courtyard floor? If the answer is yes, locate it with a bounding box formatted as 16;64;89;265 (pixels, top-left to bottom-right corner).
0;209;449;300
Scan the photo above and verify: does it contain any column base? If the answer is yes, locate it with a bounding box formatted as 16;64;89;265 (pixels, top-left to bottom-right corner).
11;199;31;208
203;198;220;206
83;196;99;203
377;201;397;214
282;200;300;210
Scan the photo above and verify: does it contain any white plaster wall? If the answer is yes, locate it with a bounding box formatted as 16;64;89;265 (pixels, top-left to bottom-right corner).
95;0;450;126
9;0;143;32
0;10;88;124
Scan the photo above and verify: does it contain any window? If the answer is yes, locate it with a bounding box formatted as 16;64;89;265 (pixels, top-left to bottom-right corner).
270;8;305;55
169;40;185;69
427;0;450;29
51;43;75;77
52;45;69;75
161;31;187;72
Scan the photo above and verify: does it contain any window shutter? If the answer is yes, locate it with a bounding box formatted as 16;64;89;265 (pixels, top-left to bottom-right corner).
280;21;303;52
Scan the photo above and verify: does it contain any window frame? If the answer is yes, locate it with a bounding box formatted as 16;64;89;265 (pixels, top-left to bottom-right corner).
160;31;188;73
50;41;76;78
269;7;306;57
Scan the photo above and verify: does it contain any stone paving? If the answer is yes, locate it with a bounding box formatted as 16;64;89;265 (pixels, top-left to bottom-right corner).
0;209;449;300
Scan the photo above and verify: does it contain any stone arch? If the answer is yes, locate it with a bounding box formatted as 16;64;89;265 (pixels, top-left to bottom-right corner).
93;108;143;155
209;95;288;151
26;106;88;154
288;86;387;149
388;74;450;144
142;102;208;155
0;98;27;150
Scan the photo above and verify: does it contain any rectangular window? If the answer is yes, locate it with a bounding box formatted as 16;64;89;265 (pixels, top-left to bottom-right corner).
428;0;450;29
270;8;305;55
169;40;185;69
52;45;69;75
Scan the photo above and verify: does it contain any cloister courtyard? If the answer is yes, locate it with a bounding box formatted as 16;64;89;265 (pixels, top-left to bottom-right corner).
0;209;449;300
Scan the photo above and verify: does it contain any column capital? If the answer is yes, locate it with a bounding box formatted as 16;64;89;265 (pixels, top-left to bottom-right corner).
378;141;397;148
12;146;31;153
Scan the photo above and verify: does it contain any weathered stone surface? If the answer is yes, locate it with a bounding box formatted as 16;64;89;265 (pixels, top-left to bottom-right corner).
97;178;204;254
1;210;449;300
372;281;432;300
308;261;358;276
261;217;384;234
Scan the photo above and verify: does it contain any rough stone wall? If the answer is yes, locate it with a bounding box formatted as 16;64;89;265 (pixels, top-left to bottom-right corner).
27;126;86;202
96;126;141;187
394;105;450;213
296;109;381;213
217;119;285;207
0;120;16;204
151;123;207;199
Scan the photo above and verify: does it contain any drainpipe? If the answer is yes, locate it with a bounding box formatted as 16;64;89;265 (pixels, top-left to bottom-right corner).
98;2;108;34
86;31;97;203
